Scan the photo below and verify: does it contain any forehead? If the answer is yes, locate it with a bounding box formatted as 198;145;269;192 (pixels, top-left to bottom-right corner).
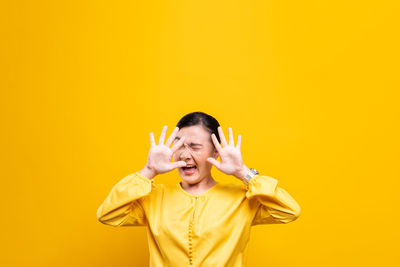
174;125;210;143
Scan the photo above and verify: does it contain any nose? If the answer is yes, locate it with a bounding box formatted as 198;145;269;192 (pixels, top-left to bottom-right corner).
177;144;193;161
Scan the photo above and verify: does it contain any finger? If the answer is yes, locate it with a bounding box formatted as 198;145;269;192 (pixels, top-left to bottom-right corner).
218;126;228;147
170;135;186;153
228;127;234;146
236;134;242;151
150;132;156;147
170;161;187;169
207;157;221;169
165;126;179;147
211;133;223;154
158;125;168;145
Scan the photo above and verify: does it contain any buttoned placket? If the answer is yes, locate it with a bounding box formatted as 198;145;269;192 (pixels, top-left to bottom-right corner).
188;195;200;266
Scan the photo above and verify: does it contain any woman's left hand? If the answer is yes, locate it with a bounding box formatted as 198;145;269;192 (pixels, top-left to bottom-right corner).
207;126;250;180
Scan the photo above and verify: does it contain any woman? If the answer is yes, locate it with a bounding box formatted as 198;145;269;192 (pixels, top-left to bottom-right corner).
97;112;301;267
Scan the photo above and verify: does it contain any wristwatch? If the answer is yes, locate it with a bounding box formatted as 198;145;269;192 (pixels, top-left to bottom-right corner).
242;168;259;185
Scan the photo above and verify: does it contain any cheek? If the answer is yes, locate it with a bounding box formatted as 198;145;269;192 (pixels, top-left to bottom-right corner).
194;152;212;167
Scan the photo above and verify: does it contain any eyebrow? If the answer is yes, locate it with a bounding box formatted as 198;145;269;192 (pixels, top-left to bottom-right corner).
174;137;203;146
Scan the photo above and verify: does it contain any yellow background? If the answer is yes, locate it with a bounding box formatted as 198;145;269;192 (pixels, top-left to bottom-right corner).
1;0;399;266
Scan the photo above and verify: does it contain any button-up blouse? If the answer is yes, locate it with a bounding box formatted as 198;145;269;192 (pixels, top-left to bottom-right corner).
97;171;301;267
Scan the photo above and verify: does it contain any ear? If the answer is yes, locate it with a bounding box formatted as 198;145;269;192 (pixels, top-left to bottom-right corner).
212;148;219;159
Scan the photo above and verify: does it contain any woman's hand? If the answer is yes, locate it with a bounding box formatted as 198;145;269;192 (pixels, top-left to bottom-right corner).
140;126;187;179
207;126;250;180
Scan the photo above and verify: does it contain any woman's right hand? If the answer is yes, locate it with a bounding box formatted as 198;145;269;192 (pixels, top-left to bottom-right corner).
139;125;187;179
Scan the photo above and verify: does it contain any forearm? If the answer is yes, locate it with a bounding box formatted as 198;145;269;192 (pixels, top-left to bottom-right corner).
97;172;152;226
246;175;301;224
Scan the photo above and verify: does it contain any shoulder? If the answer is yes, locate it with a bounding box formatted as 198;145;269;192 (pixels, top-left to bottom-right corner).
218;181;246;190
215;181;247;196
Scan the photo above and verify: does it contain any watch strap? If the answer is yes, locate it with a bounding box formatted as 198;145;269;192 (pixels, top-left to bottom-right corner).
242;168;259;186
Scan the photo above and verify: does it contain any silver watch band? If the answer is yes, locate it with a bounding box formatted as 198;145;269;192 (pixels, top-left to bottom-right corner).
242;168;259;185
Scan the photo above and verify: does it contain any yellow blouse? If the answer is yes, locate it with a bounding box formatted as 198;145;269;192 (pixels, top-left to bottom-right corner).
97;171;301;267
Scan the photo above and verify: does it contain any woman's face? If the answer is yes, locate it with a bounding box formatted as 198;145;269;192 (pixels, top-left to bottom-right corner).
172;125;219;184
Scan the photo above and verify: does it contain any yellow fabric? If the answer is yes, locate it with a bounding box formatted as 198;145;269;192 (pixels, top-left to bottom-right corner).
97;171;301;267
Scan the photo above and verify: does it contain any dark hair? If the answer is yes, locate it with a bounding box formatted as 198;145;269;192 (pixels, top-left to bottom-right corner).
176;111;221;147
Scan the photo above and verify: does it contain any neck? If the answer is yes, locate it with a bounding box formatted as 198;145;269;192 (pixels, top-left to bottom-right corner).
180;173;218;195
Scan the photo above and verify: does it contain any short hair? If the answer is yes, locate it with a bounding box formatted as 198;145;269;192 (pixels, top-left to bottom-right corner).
176;111;221;146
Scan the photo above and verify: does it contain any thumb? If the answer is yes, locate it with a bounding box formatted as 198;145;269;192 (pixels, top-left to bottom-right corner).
171;161;187;169
207;157;221;169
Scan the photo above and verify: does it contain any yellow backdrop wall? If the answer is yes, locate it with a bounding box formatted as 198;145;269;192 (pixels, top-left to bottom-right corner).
1;0;399;266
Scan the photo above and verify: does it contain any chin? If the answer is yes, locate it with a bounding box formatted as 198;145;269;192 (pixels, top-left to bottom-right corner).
178;170;202;184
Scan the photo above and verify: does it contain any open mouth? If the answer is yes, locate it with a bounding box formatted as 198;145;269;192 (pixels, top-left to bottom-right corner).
181;165;197;175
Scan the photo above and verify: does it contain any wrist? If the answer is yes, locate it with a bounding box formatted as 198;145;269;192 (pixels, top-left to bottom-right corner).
139;165;157;180
235;165;250;180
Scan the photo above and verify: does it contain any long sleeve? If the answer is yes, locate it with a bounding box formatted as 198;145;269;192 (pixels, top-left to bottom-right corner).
96;171;153;227
245;175;301;225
